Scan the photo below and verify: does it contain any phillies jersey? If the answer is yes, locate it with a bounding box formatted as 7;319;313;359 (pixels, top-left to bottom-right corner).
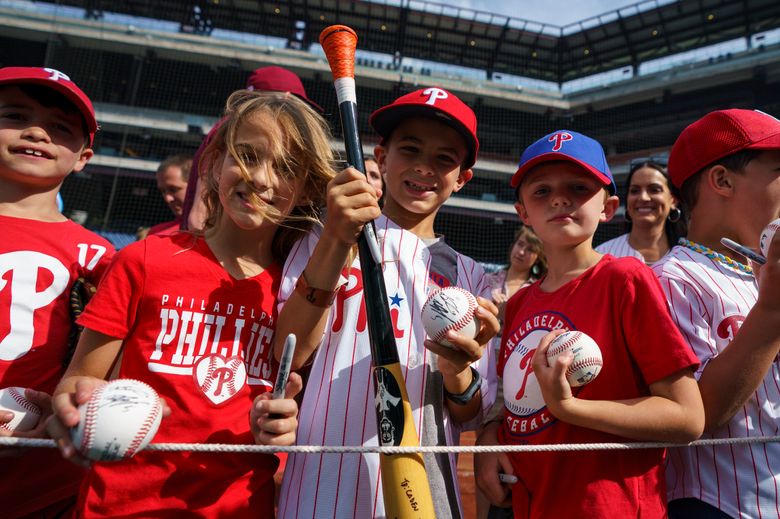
654;246;780;519
0;214;114;518
277;215;495;519
497;255;698;519
595;233;645;262
75;233;279;518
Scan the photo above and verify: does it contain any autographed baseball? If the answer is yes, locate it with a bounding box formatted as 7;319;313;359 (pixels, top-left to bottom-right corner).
70;379;163;462
0;387;41;432
760;218;780;258
421;287;480;348
546;331;603;387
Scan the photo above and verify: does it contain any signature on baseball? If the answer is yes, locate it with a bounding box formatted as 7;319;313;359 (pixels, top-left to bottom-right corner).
99;387;151;412
425;292;460;325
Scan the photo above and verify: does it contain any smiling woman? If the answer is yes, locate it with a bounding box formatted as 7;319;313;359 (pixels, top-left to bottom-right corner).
596;160;687;264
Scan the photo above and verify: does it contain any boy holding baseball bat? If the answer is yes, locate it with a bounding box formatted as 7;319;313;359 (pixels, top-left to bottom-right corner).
0;67;114;518
652;109;780;518
273;88;499;519
475;130;704;518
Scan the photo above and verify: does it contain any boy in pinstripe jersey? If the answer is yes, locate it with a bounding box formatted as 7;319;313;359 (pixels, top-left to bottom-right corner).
653;109;780;519
272;88;500;518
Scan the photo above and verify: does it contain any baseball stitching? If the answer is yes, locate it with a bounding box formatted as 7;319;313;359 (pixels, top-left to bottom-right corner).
424;287;478;343
547;332;581;358
225;358;242;395
79;384;106;454
8;388;40;415
566;358;603;378
123;391;162;458
201;356;218;393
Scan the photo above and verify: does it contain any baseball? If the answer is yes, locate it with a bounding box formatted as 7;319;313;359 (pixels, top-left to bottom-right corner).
70;379;163;462
421;286;480;348
0;387;41;432
546;331;603;387
760;218;780;258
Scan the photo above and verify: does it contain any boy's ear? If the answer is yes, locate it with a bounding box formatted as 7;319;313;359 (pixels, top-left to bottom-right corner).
704;164;735;198
452;168;473;192
600;194;620;223
71;148;94;174
373;145;387;173
514;201;530;225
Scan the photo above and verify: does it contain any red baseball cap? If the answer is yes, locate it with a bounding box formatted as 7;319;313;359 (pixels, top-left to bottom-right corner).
369;88;479;169
245;66;322;112
0;66;97;146
669;109;780;188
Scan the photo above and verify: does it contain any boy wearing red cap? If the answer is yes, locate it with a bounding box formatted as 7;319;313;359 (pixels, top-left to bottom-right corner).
274;88;499;519
475;130;704;518
653;109;780;519
0;67;114;517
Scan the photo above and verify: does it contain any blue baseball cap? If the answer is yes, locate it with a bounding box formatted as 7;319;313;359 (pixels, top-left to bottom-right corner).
511;130;616;194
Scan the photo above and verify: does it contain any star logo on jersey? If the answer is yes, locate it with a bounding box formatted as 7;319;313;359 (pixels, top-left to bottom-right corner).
389;293;404;306
193;354;247;406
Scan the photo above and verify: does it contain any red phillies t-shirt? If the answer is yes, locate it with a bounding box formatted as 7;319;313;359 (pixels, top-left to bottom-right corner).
0;214;114;518
497;255;699;519
76;233;280;518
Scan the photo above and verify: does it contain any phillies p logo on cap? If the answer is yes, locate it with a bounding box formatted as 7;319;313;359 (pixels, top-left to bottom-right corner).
548;132;573;152
368;87;479;169
511;129;616;193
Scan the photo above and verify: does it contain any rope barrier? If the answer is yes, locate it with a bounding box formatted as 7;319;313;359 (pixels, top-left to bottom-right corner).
4;435;780;454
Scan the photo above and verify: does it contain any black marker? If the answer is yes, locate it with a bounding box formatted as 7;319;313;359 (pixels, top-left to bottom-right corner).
273;334;296;399
721;237;766;266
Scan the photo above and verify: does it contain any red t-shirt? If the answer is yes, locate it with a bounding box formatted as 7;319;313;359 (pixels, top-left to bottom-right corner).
497;255;699;519
0;214;114;518
148;217;182;237
75;233;280;518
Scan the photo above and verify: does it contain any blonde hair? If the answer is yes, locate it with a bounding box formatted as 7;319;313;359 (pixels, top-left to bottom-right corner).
198;90;336;261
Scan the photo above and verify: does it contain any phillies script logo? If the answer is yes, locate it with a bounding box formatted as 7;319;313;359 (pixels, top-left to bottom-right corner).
332;266;367;334
548;132;573;151
716;314;745;341
502;311;574;438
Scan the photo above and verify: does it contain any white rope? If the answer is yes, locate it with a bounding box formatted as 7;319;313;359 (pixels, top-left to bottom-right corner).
4;435;780;454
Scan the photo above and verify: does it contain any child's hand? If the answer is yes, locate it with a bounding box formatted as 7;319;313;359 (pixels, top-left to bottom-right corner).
474;421;514;508
48;377;107;467
755;230;780;312
0;389;52;458
531;329;576;418
323;167;382;246
251;372;303;446
425;297;499;376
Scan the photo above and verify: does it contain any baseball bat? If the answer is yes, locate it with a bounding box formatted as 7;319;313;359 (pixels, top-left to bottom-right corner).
319;25;435;519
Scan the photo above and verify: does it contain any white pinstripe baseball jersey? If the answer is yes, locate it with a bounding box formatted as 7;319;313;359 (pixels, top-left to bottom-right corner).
595;233;646;263
653;245;780;519
277;214;495;519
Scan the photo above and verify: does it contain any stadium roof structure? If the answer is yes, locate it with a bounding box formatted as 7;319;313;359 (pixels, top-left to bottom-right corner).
60;0;780;84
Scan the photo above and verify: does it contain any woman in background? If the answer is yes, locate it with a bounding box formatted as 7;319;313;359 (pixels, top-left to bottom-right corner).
596;160;685;264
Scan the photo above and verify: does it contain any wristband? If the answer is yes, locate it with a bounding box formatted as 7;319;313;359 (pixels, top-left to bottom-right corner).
444;366;481;406
295;272;338;307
